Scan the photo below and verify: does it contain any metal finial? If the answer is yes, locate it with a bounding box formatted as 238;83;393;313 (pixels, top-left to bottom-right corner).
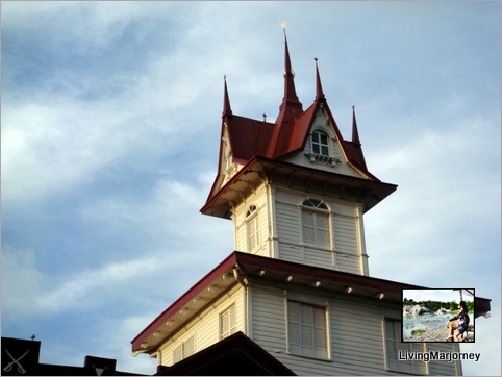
280;21;287;37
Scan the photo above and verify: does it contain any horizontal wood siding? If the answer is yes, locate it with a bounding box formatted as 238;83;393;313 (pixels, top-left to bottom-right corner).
250;283;458;376
251;283;287;351
332;213;358;255
303;248;333;268
274;188;362;274
426;343;461;375
158;285;245;367
275;198;303;263
332;210;360;274
233;185;270;257
329;296;387;375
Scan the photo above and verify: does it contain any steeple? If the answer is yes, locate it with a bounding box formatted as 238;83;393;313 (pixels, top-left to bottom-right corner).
275;28;303;127
222;76;232;118
347;105;368;171
314;58;326;102
351;105;360;146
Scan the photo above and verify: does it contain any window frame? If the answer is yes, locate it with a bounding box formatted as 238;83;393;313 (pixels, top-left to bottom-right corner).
172;336;195;364
286;299;330;360
220;304;237;340
311;130;330;156
301;199;331;248
246;205;259;251
384;318;428;375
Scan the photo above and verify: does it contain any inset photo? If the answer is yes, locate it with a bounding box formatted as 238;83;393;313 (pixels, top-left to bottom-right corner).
402;288;475;343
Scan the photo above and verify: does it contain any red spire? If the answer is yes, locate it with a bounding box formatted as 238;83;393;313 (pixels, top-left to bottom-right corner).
351;105;361;146
222;76;232;118
315;58;326;102
276;30;303;127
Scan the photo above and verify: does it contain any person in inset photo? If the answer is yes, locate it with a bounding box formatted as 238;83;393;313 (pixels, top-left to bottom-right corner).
446;300;470;342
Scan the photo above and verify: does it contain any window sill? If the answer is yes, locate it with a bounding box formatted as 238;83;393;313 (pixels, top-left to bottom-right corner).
385;368;428;376
304;153;341;167
286;351;332;362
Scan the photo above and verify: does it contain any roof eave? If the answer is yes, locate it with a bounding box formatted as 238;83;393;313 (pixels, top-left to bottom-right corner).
130;253;240;353
131;251;492;353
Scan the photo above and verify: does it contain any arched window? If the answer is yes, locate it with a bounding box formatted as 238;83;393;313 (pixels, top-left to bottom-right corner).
302;199;330;247
311;130;330;156
246;205;259;251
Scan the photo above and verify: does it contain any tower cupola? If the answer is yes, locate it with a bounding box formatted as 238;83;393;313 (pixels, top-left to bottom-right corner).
201;31;397;276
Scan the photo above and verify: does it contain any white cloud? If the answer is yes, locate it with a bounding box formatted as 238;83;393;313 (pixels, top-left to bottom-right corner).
1;246;44;311
0;174;233;323
2;2;499;376
2;244;227;322
96;315;159;374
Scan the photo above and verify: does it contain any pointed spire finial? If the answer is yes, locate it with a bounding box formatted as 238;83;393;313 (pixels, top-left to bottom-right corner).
222;75;232;118
282;21;293;77
314;57;326;102
275;23;302;129
280;21;287;50
352;105;361;146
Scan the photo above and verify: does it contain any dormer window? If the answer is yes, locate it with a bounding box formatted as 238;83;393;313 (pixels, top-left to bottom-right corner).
306;130;340;167
311;130;329;156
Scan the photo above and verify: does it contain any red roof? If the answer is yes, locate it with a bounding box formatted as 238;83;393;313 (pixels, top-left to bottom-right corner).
221;81;370;173
226;115;275;164
203;41;397;216
206;35;384;210
131;251;492;353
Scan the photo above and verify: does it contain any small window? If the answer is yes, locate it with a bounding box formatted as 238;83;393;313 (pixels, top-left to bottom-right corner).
246;205;257;217
172;336;195;364
303;198;328;210
384;319;427;374
220;305;237;339
302;199;330;247
311;130;330;156
246;205;259;251
287;300;328;359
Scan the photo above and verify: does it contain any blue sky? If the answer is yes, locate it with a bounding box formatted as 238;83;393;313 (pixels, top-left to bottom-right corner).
1;1;500;375
403;289;475;305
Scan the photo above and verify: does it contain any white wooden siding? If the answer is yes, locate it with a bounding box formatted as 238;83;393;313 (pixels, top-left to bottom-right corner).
233;185;271;257
228;162;368;275
425;342;462;375
274;187;364;274
251;284;287;352
157;284;246;367
249;282;459;376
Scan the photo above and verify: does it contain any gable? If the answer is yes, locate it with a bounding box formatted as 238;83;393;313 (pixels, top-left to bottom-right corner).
208;116;276;200
207;102;378;210
282;104;372;179
223;101;377;179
